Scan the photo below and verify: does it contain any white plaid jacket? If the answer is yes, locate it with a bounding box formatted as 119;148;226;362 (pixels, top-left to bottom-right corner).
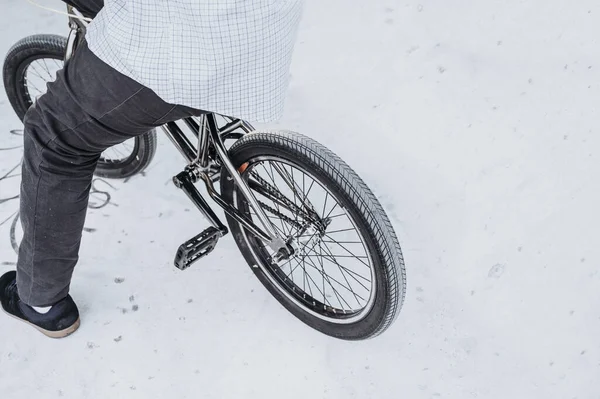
87;0;303;122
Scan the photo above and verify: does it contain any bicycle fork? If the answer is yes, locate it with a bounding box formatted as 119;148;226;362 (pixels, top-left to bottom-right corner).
167;114;289;270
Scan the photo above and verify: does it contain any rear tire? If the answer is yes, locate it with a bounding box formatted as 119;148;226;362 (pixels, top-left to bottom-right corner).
2;34;157;179
221;131;406;340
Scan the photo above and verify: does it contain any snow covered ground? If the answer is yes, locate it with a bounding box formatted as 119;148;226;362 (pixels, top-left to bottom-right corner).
1;0;599;398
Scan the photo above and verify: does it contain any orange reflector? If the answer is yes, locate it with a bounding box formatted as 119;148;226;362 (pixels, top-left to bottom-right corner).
238;162;249;174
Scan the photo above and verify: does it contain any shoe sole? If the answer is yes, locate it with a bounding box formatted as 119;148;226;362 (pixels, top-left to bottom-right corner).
2;308;81;339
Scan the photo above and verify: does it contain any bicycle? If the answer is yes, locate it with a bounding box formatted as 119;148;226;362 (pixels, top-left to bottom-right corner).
2;2;406;340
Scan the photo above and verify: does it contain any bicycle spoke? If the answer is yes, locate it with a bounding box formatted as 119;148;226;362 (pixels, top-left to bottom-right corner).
292;167;303;229
302;243;363;296
321;192;329;219
324;233;371;267
283;254;303;277
262;162;278;189
304;259;314;297
275;227;322;271
302;264;330;307
321;239;362;244
290;255;314;299
290;165;318;214
261;163;291;237
291;166;298;223
304;250;352;310
300;246;307;293
273;163;303;202
325;227;356;235
301;178;315;207
302;256;366;302
284;253;326;305
309;239;371;292
311;262;352;312
52;59;62;70
327;259;372;286
317;248;355;310
322;256;326;306
273;163;318;217
317;243;371;292
302;171;305;206
289;255;311;294
304;254;368;260
324;202;339;220
40;59;55;80
322;255;371;284
27;64;46;81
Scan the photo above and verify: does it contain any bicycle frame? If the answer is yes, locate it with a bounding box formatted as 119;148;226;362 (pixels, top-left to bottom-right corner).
64;5;289;255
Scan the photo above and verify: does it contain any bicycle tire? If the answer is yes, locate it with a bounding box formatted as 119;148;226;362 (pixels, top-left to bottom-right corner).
221;131;406;340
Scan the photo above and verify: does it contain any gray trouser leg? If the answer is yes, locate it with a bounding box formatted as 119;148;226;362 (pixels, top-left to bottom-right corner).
17;41;200;306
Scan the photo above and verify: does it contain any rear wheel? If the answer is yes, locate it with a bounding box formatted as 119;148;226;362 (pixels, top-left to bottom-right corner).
2;34;157;179
221;131;406;340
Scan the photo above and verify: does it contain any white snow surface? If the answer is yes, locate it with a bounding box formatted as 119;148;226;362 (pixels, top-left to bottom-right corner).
1;0;599;398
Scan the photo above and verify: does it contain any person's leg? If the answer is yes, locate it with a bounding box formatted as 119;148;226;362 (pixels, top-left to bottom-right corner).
14;40;200;308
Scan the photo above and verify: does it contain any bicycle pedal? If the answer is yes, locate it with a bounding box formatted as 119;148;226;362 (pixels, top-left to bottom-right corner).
174;227;224;270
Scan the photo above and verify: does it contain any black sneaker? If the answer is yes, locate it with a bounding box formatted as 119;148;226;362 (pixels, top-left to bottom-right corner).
0;271;80;338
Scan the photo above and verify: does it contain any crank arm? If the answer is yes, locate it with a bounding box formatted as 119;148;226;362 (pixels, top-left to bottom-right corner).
173;171;228;234
174;168;289;247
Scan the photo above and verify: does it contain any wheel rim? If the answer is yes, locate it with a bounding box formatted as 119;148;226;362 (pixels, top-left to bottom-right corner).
236;156;377;324
19;55;139;166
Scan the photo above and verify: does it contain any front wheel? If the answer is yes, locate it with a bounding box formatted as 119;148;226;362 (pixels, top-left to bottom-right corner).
221;131;406;340
2;34;157;179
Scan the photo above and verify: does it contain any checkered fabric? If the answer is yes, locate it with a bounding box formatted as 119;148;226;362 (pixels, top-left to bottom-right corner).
87;0;303;122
